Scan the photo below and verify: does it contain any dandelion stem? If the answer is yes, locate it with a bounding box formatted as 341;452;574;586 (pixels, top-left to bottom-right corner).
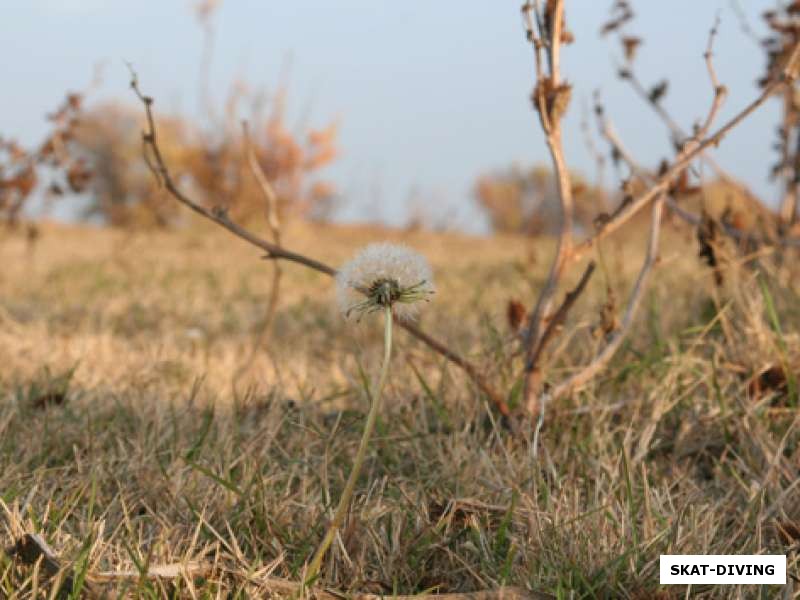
305;304;393;585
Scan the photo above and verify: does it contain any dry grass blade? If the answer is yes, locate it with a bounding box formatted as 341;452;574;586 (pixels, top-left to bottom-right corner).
4;533;103;598
4;534;549;599
91;561;212;581
2;213;799;596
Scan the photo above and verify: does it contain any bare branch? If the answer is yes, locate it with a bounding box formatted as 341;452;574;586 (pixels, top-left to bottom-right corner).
729;0;764;48
234;122;285;383
127;72;510;420
572;40;800;261
242;121;281;241
400;320;514;419
594;101;646;175
550;194;666;400
594;95;800;249
548;27;794;399
698;16;728;139
524;260;596;415
530;20;800;406
616;20;756;203
520;0;577;413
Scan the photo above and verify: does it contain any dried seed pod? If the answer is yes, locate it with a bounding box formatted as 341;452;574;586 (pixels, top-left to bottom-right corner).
622;36;642;62
507;299;526;332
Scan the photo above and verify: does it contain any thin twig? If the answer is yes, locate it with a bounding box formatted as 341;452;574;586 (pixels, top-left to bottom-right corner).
550;194;666;400
234;122;284;383
524;260;596;415
549;21;742;399
572;39;800;262
595;78;800;249
580;99;608;211
520;0;579;415
615;20;759;207
729;0;765;48
127;70;511;420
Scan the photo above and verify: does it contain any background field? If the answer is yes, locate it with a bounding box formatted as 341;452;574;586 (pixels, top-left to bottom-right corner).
1;220;798;598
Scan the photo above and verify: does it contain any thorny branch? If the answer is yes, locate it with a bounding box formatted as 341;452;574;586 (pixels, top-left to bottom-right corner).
128;72;512;420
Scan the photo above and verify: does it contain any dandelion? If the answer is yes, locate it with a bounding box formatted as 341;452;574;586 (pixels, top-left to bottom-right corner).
335;242;434;321
305;243;433;585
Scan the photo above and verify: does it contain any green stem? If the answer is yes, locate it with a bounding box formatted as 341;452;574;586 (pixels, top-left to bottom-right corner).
305;305;393;585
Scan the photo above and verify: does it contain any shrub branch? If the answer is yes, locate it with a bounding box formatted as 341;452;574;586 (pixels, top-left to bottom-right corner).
518;6;800;415
128;72;512;420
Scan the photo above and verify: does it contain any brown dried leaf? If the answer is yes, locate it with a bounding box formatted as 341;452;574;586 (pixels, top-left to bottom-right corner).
507;299;526;332
775;519;800;548
621;36;642;62
649;80;669;104
748;365;789;400
697;211;723;286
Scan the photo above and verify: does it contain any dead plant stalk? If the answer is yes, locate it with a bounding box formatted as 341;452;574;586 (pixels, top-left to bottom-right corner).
521;0;576;414
233;122;284;383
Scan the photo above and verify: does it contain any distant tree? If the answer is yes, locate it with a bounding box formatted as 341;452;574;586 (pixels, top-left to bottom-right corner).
474;164;607;234
71;92;338;228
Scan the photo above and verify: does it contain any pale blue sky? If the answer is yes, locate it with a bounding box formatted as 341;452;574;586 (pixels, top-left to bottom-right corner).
1;1;779;231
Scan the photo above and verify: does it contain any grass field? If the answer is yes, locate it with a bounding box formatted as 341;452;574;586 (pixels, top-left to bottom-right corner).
0;219;798;598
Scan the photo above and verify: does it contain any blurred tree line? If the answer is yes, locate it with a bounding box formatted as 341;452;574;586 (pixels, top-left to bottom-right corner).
0;87;337;229
474;164;607;234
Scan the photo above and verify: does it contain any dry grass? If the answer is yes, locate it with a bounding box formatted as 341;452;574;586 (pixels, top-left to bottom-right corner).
0;220;799;598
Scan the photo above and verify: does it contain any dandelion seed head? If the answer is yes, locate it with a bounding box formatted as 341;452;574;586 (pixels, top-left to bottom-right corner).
336;242;435;320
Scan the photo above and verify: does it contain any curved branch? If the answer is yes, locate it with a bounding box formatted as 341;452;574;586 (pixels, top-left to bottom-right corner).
595;98;800;249
613;21;777;223
550;194;665;400
520;0;576;412
572;40;800;262
128;73;510;419
233;122;284;383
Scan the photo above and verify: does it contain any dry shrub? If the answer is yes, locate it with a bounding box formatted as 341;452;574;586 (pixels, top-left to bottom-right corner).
0;93;89;226
70;102;187;227
475;164;605;235
72;89;338;228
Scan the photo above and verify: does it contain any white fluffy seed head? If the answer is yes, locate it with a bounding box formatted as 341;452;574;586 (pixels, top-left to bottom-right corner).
336;242;435;320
